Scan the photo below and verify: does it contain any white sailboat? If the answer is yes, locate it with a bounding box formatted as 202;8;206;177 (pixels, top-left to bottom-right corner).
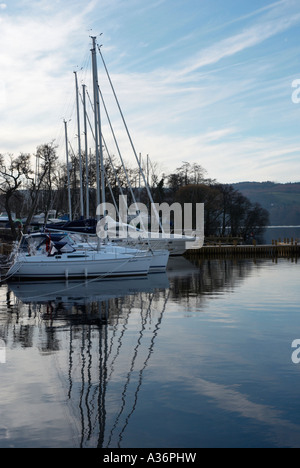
10;231;169;274
6;246;152;281
73;238;169;273
6;229;153;280
98;216;194;257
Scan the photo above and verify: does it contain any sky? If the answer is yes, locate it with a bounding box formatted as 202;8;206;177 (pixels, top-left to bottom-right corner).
1;0;300;184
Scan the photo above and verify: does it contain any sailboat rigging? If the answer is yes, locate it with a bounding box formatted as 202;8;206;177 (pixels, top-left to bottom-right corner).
6;37;169;280
46;38;199;256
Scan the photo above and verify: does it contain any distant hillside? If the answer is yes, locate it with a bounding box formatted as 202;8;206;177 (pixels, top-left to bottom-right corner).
232;182;300;226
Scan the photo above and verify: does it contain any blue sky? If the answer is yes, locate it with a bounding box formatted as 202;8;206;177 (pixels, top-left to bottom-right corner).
1;0;300;183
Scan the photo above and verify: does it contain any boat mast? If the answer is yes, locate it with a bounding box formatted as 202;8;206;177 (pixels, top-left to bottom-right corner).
138;153;141;198
74;70;85;218
82;84;90;219
91;36;106;217
64;119;73;221
91;37;101;214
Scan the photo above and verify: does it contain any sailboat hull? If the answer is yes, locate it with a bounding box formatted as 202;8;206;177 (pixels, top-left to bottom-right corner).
6;251;152;280
62;240;170;273
146;249;170;272
114;237;189;256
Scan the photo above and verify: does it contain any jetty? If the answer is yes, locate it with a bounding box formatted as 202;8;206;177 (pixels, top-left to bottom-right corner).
186;241;300;259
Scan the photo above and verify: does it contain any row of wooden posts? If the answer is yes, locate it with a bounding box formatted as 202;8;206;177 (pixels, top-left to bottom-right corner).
187;237;300;258
271;238;298;246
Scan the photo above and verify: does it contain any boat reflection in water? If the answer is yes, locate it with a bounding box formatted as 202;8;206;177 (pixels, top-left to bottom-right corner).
8;274;170;448
8;274;169;308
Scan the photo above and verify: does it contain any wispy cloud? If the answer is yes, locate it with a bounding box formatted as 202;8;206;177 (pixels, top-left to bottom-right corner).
176;1;300;76
0;0;98;150
212;0;288;30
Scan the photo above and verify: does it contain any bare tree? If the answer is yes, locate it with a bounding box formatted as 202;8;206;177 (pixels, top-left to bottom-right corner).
23;143;58;230
0;153;32;238
0;143;59;238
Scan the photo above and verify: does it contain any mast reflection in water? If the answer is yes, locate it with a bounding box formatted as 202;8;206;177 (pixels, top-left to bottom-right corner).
3;274;170;448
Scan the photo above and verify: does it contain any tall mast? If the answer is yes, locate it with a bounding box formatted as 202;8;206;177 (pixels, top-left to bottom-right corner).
82;84;90;219
91;36;106;217
139;153;141;192
64;120;73;221
91;39;101;213
147;154;150;187
74;70;84;218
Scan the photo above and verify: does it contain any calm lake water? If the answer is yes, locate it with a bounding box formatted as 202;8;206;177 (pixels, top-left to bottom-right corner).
0;256;300;448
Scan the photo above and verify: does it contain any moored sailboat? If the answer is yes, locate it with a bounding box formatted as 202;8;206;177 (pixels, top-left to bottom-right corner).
8;231;169;275
6;233;153;280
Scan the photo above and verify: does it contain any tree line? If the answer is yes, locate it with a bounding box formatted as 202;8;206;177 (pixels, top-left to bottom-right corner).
0;144;269;240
